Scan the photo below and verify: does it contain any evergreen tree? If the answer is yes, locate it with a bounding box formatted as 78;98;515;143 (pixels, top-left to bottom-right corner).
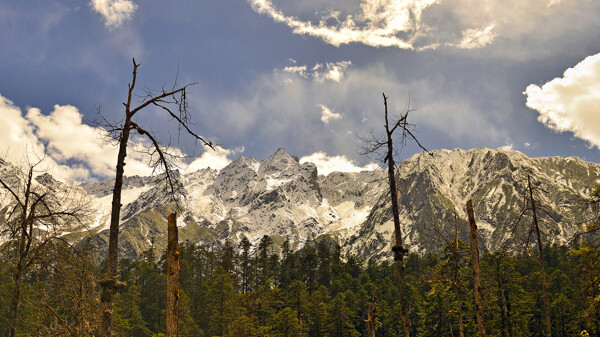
324;292;360;337
481;251;533;337
208;267;239;336
238;237;254;293
113;284;152;337
272;307;306;337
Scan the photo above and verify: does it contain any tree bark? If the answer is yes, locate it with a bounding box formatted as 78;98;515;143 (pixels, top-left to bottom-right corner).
166;212;180;337
100;60;138;336
383;94;411;337
8;264;24;337
467;199;487;337
528;175;552;337
100;119;132;336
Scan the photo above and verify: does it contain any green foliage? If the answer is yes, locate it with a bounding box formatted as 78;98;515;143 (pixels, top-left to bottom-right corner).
3;232;600;336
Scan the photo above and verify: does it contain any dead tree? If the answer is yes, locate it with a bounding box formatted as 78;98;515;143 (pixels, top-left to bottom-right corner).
512;175;553;337
166;211;180;337
0;159;90;337
467;199;487;337
98;58;214;336
359;93;430;337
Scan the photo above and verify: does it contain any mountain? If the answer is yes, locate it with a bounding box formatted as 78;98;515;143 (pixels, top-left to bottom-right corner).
2;148;599;262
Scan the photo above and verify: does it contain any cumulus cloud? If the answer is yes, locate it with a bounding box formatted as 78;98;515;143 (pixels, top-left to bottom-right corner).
0;97;155;181
0;93;231;182
0;96;52;168
90;0;137;29
524;53;600;149
300;151;379;175
318;104;342;124
248;0;595;53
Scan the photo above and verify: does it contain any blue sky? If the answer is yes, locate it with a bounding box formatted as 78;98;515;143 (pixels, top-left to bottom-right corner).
1;0;600;181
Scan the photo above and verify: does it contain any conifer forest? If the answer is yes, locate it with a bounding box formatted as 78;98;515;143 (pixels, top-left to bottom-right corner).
1;229;600;336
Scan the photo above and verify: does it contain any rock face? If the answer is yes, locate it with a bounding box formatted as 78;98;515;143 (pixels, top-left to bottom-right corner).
348;148;600;260
2;147;599;261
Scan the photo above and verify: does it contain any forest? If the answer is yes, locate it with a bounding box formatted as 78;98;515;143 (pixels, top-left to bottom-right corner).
1;230;599;336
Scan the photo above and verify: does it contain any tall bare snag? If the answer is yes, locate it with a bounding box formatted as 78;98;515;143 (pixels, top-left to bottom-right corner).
467;199;487;337
99;58;214;336
360;93;430;337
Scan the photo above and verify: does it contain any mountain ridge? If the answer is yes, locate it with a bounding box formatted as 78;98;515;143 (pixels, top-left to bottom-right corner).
2;147;598;262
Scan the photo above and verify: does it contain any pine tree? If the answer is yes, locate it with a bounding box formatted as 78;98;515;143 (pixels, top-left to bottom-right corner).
272;307;306;337
113;284;152;337
481;251;533;337
324;292;360;337
208;267;239;336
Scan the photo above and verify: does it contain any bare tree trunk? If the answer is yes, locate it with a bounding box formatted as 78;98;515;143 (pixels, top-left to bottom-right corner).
9;264;24;337
166;212;180;337
467;199;487;337
528;175;552;337
100;60;139;336
383;95;411;337
100;120;132;336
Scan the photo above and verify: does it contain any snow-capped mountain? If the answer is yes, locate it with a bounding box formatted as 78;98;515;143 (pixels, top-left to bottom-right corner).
2;148;599;261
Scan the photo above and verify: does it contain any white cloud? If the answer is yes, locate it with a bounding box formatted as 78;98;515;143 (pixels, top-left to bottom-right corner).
524;53;600;149
248;0;594;53
318;104;342;124
0;96;101;181
282;65;308;78
0;95;51;167
90;0;137;29
184;145;238;173
300;151;379;175
0;93;226;182
249;0;434;49
282;60;351;82
315;61;352;82
449;24;496;49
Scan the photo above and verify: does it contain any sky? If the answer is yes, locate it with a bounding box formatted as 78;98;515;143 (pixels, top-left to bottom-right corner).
1;0;600;181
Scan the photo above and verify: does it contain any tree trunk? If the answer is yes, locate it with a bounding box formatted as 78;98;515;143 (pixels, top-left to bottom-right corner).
100;119;132;336
383;95;411;337
528;175;552;337
166;212;180;337
100;61;139;336
8;263;24;337
467;199;487;337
